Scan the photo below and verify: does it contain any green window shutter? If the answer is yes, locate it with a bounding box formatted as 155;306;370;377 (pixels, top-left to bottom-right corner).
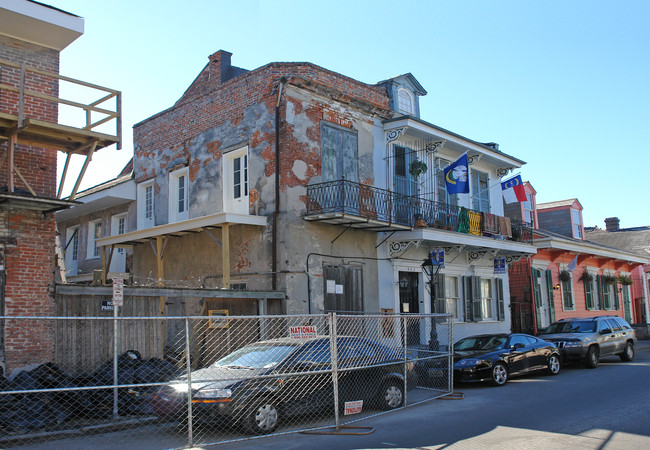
463;276;473;322
584;280;594;310
613;282;620;310
434;275;446;314
472;276;482;321
496;278;505;321
596;275;602;310
532;268;542;330
623;287;632;322
602;280;611;309
545;269;556;323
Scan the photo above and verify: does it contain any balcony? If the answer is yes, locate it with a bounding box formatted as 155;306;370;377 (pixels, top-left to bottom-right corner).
305;179;533;243
0;58;121;155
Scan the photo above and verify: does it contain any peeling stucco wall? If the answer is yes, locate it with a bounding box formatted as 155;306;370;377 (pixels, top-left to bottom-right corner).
131;60;392;313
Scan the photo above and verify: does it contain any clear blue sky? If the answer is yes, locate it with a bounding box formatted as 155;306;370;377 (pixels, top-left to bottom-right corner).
53;0;649;228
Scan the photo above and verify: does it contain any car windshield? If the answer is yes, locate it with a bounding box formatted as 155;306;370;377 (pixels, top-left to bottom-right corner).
213;344;297;369
543;321;596;334
454;336;507;352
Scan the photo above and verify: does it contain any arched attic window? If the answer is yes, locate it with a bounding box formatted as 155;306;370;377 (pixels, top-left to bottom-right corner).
398;88;414;115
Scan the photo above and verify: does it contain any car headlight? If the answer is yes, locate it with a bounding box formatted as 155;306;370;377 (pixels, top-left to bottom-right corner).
455;359;485;367
193;388;232;400
564;341;582;348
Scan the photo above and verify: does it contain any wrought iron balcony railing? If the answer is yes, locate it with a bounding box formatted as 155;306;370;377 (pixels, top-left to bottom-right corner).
305;179;533;243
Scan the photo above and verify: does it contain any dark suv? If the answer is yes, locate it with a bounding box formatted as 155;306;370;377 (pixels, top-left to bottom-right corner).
539;316;636;368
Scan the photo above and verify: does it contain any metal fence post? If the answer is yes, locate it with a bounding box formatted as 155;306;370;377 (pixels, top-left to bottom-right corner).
448;314;454;394
328;312;340;430
185;318;194;447
113;304;119;418
403;315;408;407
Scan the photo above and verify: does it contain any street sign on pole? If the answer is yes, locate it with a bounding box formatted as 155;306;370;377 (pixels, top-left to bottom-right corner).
112;277;124;307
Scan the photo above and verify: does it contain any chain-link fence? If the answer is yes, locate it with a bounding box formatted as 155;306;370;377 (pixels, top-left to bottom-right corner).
0;313;452;448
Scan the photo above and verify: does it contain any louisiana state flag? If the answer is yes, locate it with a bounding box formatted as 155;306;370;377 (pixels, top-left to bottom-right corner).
444;153;469;194
501;175;526;203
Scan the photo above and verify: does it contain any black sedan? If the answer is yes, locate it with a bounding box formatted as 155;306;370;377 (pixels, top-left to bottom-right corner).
453;333;561;386
149;336;416;434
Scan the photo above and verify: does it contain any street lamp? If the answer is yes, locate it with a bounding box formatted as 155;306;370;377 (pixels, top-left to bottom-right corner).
422;256;439;351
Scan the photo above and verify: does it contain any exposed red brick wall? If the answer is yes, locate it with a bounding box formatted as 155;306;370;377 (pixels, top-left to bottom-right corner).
1;35;60;371
134;62;390;186
3;210;56;369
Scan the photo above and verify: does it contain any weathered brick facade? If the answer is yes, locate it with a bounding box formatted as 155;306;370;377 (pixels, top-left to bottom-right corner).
1;34;60;371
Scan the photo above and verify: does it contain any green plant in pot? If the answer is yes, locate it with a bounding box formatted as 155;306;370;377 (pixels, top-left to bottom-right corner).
558;270;571;282
602;274;617;285
578;271;593;283
408;160;428;180
617;274;633;286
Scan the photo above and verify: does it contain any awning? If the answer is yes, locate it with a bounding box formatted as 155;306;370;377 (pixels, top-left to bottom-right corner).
97;212;268;248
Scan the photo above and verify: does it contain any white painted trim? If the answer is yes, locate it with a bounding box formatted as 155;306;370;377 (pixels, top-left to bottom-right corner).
97;212;267;247
168;167;189;223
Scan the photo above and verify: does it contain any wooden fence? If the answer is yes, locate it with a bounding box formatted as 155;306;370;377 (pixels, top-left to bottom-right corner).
53;284;285;375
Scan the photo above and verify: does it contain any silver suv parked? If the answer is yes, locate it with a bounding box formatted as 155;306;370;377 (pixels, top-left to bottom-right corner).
539;316;636;369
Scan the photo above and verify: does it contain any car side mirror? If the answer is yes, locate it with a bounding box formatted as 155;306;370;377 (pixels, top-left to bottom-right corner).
600;328;612;335
512;343;525;350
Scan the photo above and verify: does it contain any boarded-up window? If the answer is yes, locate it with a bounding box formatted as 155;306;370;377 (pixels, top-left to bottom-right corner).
323;264;363;312
321;123;358;183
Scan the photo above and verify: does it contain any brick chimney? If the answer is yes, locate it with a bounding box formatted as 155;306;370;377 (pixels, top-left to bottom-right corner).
604;217;620;232
208;50;232;85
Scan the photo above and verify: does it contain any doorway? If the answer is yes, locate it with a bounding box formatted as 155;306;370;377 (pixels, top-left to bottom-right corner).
399;271;420;345
223;147;249;215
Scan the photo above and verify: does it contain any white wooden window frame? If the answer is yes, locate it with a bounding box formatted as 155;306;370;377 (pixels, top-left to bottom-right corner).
137;180;155;229
223;146;249;215
398;88;414;115
169;167;189;223
87;219;102;260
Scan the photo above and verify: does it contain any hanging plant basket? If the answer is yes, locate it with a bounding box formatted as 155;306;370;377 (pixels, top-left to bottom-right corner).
602;275;617;285
558;270;571;282
578;271;593;283
408;160;428;180
617;274;633;286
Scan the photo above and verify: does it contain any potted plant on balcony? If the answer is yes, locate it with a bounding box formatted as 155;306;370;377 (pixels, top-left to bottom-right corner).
617;274;633;286
408;160;428;180
558;270;571;282
408;159;428;228
578;271;593;284
602;274;617;285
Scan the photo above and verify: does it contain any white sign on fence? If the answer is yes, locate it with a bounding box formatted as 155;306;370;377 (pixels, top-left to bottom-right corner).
344;400;363;415
289;325;317;339
112;278;124;307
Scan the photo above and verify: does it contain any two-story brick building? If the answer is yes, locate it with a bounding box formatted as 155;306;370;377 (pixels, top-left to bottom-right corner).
82;50;536;348
1;0;121;374
507;187;648;335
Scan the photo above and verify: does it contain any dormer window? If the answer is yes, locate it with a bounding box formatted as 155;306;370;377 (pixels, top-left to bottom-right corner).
572;209;582;239
398;88;414;115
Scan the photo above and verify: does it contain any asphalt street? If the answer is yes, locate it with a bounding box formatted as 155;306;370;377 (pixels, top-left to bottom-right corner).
14;344;650;450
219;345;650;450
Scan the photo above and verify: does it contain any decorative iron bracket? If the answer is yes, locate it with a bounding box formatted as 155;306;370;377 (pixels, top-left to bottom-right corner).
389;240;421;256
505;254;525;264
425;140;445;157
385;128;406;144
496;167;515;178
467;154;482;165
467;250;489;264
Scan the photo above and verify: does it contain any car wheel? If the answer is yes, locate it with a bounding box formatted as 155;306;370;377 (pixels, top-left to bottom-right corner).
546;354;561;375
490;363;508;386
620;342;634;362
245;399;279;435
584;346;599;369
379;380;404;409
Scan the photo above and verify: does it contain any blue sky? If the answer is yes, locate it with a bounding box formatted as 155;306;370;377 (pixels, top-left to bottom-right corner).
53;0;649;228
